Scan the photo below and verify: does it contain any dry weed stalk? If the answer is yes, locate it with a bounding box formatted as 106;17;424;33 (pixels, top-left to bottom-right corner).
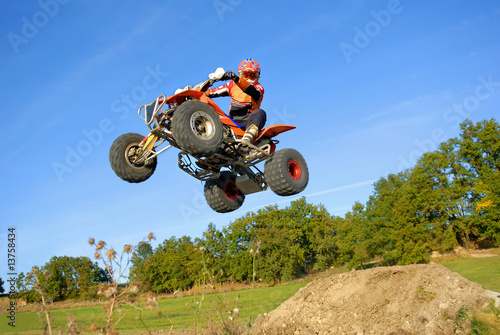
27;266;53;335
89;232;156;334
194;244;248;335
249;241;261;289
64;313;78;335
247;240;261;331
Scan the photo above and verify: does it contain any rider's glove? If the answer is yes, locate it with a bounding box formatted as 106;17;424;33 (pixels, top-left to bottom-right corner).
221;70;237;81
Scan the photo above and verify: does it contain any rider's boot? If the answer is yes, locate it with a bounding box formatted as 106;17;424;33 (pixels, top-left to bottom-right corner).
239;124;260;157
241;124;259;144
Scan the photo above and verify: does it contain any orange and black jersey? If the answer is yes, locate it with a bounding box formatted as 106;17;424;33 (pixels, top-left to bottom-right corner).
207;79;264;118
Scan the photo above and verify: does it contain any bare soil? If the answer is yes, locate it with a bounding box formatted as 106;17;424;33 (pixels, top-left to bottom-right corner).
250;263;491;335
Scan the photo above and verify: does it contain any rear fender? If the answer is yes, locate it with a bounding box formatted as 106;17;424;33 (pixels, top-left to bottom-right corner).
254;124;296;142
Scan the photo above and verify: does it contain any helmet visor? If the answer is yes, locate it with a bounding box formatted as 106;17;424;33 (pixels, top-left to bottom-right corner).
241;72;258;80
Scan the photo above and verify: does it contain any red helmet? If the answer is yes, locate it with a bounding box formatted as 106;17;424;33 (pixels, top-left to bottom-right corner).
238;58;260;82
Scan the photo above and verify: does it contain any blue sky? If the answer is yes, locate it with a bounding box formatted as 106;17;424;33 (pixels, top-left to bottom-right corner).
1;0;499;280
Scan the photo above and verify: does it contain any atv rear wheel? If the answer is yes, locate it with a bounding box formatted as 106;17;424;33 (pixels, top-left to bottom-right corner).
109;133;157;183
204;171;245;213
172;101;223;156
264;148;309;196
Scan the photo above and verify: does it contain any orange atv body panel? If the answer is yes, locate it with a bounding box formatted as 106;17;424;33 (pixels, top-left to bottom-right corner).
160;90;245;134
161;88;295;139
254;124;296;142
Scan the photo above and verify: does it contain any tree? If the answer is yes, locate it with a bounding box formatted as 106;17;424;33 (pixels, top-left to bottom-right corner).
241;199;330;283
385;173;433;265
195;223;234;285
38;256;110;301
410;118;500;249
220;213;258;282
336;202;374;268
458;119;500;175
282;198;336;271
362;173;409;264
142;236;201;293
0;277;4;294
202;198;335;284
15;272;40;303
359;171;434;266
129;241;153;284
474;170;500;243
412;148;467;251
457;119;500;245
16;272;27;293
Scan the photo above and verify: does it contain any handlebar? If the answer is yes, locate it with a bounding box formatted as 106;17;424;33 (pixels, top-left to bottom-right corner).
199;79;215;92
174;67;225;94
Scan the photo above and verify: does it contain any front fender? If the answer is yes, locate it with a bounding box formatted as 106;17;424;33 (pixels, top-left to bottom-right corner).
164;90;206;105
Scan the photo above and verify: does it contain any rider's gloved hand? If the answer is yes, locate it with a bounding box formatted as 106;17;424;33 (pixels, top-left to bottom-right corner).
221;70;238;81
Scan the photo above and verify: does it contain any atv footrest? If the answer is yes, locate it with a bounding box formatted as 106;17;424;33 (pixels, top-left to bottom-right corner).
224;139;272;168
178;152;222;181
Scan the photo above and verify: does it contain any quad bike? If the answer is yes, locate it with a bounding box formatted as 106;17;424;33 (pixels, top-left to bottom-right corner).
109;68;309;213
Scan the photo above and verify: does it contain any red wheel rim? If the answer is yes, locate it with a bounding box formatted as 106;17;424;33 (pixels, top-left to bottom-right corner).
224;181;239;200
287;159;302;181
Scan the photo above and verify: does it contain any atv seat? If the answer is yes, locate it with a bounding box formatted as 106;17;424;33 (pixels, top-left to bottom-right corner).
226;115;245;130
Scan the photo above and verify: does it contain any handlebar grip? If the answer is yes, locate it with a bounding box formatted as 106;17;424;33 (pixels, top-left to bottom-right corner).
200;79;215;92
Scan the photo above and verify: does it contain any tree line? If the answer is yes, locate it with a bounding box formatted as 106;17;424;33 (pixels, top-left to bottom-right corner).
14;256;110;302
130;118;499;293
10;118;499;300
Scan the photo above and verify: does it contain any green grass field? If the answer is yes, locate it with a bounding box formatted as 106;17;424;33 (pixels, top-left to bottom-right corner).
2;253;499;334
438;255;500;292
0;283;308;334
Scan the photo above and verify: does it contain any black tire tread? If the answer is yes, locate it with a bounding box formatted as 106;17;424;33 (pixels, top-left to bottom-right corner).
172;101;223;156
204;172;245;213
109;133;157;183
264;148;308;196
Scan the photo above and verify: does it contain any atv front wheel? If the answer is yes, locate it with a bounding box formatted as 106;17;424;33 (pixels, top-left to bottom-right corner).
109;133;157;183
172;101;223;156
264;148;309;196
204;171;245;213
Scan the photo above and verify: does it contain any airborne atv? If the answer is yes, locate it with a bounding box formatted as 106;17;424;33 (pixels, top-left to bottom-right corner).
109;68;309;213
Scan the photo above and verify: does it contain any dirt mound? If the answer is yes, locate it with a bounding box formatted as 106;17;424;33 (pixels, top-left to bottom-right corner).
250;263;490;334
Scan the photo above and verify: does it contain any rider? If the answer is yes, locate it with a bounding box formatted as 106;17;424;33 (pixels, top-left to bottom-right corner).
206;58;266;144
